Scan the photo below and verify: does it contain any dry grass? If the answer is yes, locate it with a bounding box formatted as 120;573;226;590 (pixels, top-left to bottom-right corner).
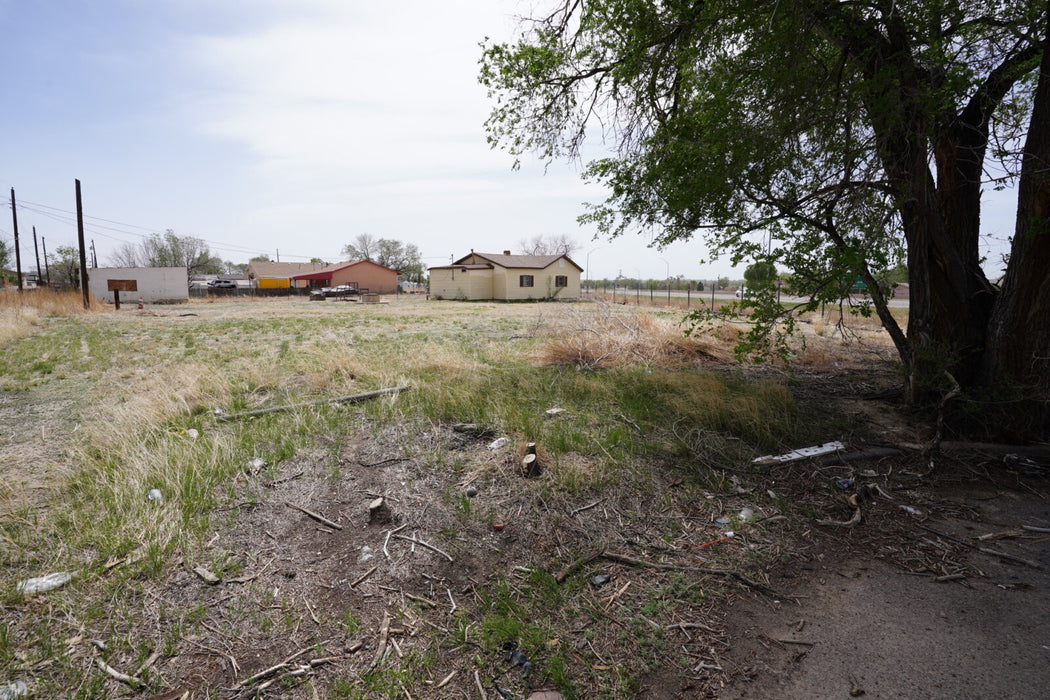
0;289;99;346
537;302;733;370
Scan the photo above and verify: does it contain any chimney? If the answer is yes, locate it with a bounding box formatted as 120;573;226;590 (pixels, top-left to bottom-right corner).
503;250;511;255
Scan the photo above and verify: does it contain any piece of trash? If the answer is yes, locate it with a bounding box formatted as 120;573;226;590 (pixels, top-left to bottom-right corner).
91;639;107;652
835;478;855;490
358;545;374;563
147;489;163;504
501;640;532;676
247;458;266;471
488;437;510;450
0;681;27;699
492;523;506;531
858;469;878;478
186;428;199;440
192;566;220;584
899;505;923;517
590;574;612;587
693;532;735;549
753;441;845;465
714;516;730;526
739;507;754;522
212;407;226;416
545;407;566;417
16;572;74;595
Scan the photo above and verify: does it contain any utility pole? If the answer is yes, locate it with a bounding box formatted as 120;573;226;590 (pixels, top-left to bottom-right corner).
75;180;89;309
10;188;23;291
32;227;43;285
42;237;51;286
90;239;97;267
276;249;280;263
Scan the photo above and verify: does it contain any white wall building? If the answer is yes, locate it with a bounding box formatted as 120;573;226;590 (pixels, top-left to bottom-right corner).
88;267;189;304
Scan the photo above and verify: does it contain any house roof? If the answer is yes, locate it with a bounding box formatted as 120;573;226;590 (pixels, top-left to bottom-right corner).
451;252;584;272
428;263;493;271
247;261;328;279
290;259;400;280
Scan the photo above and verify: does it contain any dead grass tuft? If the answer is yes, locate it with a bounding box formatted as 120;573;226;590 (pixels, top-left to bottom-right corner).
0;289;100;346
538;303;733;370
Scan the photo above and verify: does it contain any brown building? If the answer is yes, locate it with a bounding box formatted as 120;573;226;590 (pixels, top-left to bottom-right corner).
291;260;400;294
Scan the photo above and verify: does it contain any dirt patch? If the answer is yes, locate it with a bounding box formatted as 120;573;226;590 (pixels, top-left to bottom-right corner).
719;470;1050;699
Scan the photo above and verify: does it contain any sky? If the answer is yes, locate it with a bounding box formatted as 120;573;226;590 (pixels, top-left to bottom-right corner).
0;0;1018;283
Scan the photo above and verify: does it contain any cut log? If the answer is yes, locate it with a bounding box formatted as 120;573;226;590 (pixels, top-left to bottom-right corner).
521;453;541;477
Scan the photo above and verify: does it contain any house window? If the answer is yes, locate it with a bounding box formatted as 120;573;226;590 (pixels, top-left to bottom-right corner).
555;275;568;287
519;275;534;288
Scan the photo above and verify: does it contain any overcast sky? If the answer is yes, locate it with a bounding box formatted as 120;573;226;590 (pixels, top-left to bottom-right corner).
0;0;1016;282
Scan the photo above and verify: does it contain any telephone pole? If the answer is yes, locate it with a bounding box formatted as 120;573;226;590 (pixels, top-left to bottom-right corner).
41;237;51;286
75;180;89;309
10;188;23;291
90;239;97;267
33;227;43;284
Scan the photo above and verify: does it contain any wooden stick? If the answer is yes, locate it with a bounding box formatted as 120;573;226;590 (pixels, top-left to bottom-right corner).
384;523;409;558
447;588;457;616
393;533;453;562
436;670;457;689
555;549;603;583
350;566;378;588
285;501;343;530
570;500;603;516
95;658;141;686
917;524;1043;569
405;592;438;608
474;669;488;700
369;611;391;671
1022;525;1050;533
218;385;410;421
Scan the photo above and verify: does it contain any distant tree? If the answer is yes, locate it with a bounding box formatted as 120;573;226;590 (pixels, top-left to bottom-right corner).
108;231;221;277
717;277;729;290
309;257;325;265
744;261;778;290
0;237;10;270
226;261;248;275
47;246;82;288
250;254;271;262
108;241;143;267
140;230;223;277
343;236;424;283
342;233;378;262
517;233;579;256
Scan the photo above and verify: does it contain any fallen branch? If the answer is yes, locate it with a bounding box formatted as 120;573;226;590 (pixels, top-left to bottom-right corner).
218;385;410;421
816;506;863;528
350;566;378;588
554;549;603;584
393;533;453;562
285;501;343;530
369;611;392;671
570;500;603;516
95;658;141;686
916;524;1043;570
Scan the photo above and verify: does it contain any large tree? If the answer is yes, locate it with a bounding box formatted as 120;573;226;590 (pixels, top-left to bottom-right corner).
342;235;424;282
517;232;580;256
108;230;222;277
482;0;1049;435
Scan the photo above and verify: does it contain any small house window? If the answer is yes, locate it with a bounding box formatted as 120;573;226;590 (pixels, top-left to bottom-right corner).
519;275;534;288
555;275;568;287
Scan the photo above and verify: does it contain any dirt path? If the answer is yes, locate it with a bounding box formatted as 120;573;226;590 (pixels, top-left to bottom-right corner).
719;481;1050;699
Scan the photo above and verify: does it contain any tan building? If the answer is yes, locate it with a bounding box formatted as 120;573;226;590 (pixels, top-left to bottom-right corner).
291;260;400;294
246;261;328;289
429;251;582;301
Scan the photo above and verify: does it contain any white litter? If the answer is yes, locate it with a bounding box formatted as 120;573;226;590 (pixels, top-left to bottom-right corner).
147;489;163;504
488;437;510;450
0;681;27;699
16;572;74;595
753;441;845;465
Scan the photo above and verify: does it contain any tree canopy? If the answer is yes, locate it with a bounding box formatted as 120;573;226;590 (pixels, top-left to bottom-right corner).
108;230;222;277
517;233;580;256
482;0;1050;436
342;234;424;282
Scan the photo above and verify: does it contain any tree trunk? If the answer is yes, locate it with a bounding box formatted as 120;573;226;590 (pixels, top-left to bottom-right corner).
980;14;1050;434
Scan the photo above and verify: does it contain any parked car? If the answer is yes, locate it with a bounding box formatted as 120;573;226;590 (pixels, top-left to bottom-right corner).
209;279;238;288
322;284;359;297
